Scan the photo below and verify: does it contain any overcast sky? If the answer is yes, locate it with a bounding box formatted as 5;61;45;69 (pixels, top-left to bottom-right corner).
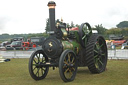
0;0;128;34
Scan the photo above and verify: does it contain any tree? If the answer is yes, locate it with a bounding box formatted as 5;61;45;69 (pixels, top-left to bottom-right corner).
45;18;62;33
75;24;80;28
71;21;75;27
45;18;50;33
95;24;107;34
116;21;128;28
106;28;122;35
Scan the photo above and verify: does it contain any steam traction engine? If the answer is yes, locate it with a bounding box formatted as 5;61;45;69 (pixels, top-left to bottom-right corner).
28;1;108;82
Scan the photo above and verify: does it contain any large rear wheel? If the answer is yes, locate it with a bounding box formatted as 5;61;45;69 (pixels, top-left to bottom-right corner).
85;34;108;73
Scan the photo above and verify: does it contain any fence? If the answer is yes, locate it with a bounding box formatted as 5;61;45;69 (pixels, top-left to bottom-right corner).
0;49;128;59
108;49;128;59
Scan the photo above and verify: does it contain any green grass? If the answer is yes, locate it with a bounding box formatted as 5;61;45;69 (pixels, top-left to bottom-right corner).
0;59;128;85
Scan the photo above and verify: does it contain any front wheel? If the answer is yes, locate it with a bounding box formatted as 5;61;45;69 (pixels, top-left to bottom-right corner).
28;50;49;80
59;49;78;82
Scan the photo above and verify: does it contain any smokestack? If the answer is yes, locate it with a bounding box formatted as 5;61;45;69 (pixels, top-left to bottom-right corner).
47;1;56;33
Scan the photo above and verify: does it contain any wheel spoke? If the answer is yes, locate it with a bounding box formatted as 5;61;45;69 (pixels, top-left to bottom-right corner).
39;53;40;58
35;68;40;76
33;58;37;64
94;50;98;53
38;54;40;62
41;68;44;75
82;27;86;33
71;57;75;64
82;35;86;40
99;44;103;49
36;54;39;59
64;68;69;75
32;64;38;66
63;64;67;69
71;67;75;71
38;68;40;77
96;43;100;50
69;69;73;78
64;61;69;65
101;53;105;56
98;59;103;66
42;56;44;62
41;67;45;75
95;58;99;69
42;57;46;63
64;58;69;65
33;66;36;71
36;54;40;63
94;55;98;58
68;53;71;63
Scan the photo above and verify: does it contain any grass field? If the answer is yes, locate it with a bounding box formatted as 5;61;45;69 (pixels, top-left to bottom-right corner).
0;59;128;85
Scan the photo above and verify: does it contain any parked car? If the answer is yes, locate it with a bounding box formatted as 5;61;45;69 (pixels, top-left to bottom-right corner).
0;41;10;47
6;41;23;50
6;37;45;50
30;37;45;46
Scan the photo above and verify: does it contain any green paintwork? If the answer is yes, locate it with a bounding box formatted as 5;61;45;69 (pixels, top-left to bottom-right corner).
62;40;80;55
61;28;67;37
60;28;81;54
62;41;73;50
82;25;92;47
73;31;80;42
71;41;81;54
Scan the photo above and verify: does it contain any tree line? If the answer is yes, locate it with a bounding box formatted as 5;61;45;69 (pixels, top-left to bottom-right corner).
1;20;128;43
94;21;128;40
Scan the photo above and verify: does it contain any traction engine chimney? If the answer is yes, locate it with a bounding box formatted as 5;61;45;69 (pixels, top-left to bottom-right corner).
47;1;56;33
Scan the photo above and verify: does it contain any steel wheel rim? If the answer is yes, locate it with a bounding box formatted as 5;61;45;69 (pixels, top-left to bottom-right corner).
59;50;77;82
94;37;107;70
31;51;48;78
62;52;77;80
